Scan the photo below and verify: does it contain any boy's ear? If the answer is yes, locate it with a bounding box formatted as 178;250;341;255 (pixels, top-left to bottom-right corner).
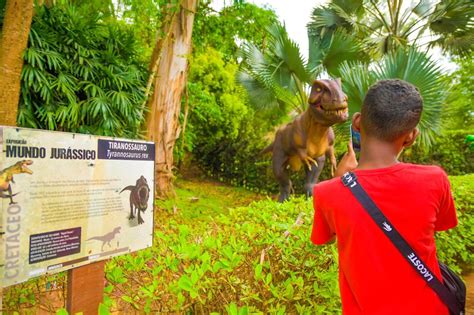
402;128;419;148
352;112;362;131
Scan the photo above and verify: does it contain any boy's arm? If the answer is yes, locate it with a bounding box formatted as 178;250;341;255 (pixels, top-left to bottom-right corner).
434;172;457;231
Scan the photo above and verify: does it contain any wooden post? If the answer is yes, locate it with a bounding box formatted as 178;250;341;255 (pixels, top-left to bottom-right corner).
67;261;106;315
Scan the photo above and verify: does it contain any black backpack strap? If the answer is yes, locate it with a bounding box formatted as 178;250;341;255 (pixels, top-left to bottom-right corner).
340;172;463;315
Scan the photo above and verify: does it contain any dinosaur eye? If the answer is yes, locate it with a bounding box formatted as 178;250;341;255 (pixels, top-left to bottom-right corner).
316;88;321;92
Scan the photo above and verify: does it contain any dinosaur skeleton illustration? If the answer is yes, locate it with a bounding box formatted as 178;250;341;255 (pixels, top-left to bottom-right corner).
0;160;33;204
120;176;150;225
87;227;121;251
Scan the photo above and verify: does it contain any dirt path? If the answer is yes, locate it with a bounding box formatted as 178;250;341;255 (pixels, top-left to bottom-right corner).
465;272;474;314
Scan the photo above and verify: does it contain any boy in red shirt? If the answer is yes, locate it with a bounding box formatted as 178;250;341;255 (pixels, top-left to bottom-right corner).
311;79;457;315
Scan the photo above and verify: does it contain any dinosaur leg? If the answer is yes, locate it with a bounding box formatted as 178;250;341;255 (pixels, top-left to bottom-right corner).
305;155;326;198
137;209;144;225
8;185;16;205
326;144;337;177
129;199;135;219
272;149;291;203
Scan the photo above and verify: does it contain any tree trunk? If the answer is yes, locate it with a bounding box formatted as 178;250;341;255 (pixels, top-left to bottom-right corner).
145;0;197;199
0;0;34;126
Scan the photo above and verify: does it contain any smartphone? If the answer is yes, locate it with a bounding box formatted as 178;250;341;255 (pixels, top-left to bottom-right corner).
350;124;361;152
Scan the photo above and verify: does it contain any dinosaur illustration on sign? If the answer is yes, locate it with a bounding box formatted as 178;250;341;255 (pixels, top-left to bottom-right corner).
120;176;150;225
87;227;121;251
0;160;33;204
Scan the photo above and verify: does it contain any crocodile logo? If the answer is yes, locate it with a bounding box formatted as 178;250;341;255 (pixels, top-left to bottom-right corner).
382;222;392;232
120;176;150;225
0;160;33;204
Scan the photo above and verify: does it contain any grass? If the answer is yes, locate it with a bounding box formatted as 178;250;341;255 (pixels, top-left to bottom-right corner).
159;177;266;220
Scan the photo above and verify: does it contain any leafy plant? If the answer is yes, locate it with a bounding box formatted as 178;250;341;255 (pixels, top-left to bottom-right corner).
441;56;474;130
308;0;474;59
17;4;147;137
239;22;366;115
338;47;446;147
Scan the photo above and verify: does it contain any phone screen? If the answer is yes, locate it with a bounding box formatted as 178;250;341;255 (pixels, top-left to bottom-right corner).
350;124;361;152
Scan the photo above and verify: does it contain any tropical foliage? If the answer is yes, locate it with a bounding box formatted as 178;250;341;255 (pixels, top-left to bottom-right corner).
5;174;472;313
338;48;446;146
308;0;474;59
441;56;474;130
193;0;278;58
18;4;147;137
1;0;473;313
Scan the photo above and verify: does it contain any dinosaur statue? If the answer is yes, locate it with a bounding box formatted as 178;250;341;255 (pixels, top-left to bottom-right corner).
120;176;150;225
87;227;121;251
263;79;349;202
0;160;33;204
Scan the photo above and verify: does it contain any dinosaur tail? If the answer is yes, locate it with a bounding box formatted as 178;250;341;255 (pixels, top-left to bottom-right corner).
0;192;19;199
87;237;102;241
259;143;274;156
120;185;135;194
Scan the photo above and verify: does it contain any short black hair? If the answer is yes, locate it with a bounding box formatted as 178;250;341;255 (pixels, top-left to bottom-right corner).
362;79;423;141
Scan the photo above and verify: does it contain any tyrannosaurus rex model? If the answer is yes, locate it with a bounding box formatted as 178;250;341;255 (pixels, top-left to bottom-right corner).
0;160;33;204
120;176;150;225
263;79;349;202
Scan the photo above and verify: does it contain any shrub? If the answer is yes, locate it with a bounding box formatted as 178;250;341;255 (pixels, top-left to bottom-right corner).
104;174;472;313
105;197;341;313
17;5;147;137
402;130;474;175
436;174;474;273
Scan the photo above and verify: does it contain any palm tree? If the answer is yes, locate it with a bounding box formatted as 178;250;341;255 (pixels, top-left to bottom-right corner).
308;0;474;59
240;21;448;148
339;48;446;147
239;23;365;115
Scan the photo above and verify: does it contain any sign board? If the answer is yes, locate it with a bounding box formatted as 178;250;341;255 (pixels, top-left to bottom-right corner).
0;126;155;287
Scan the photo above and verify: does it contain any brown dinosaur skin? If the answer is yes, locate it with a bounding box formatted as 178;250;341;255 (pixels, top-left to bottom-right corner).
120;176;150;225
87;227;121;251
0;160;33;204
265;79;348;202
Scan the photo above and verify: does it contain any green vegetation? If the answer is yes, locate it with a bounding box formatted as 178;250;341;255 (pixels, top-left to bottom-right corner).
104;180;340;313
436;174;474;272
18;4;147;137
0;0;473;313
102;174;471;313
403;130;474;175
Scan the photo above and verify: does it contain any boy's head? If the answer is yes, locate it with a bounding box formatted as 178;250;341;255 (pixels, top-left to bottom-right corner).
360;79;423;142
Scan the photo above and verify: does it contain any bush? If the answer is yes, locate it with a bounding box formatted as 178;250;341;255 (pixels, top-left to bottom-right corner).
104;173;472;313
436;174;474;273
105;197;341;313
401;130;474;175
17;5;147;137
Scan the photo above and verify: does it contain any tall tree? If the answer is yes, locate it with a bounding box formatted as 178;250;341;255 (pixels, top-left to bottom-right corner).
0;0;34;126
145;0;197;198
308;0;474;60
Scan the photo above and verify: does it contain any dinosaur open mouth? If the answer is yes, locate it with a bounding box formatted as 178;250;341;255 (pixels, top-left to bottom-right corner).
323;107;348;116
21;161;33;174
318;104;348;116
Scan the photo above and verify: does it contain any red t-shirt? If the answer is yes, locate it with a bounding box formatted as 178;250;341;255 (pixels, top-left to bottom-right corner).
311;163;457;315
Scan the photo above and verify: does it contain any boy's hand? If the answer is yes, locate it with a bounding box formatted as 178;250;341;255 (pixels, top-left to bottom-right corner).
334;141;358;178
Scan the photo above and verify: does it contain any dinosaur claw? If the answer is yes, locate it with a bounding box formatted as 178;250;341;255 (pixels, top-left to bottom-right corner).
304;157;318;171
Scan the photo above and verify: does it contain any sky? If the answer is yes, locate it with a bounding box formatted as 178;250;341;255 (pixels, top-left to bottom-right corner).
210;0;456;72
